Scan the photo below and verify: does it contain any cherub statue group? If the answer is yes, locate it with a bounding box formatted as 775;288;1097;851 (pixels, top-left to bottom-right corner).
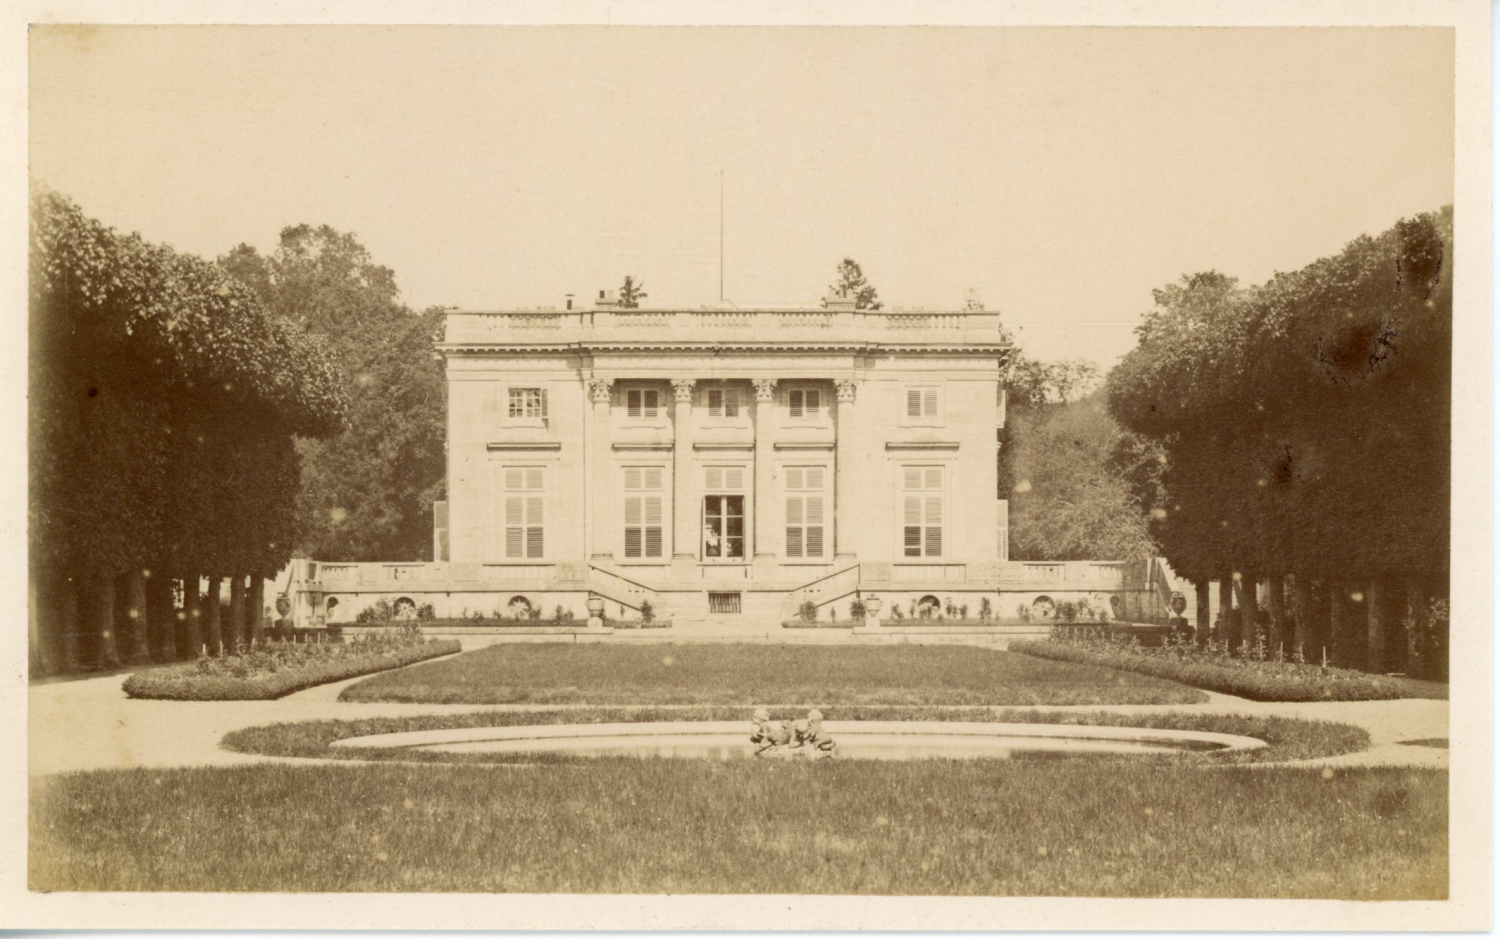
749;708;837;759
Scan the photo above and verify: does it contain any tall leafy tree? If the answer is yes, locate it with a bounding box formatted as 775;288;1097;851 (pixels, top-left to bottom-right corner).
828;258;882;310
220;226;446;561
618;275;648;309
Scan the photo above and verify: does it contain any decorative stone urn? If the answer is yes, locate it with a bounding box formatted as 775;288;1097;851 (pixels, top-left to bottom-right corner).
862;596;884;630
586;595;607;630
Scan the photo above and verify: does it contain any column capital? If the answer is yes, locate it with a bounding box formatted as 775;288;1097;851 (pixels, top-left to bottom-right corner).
835;378;859;403
588;378;614;403
752;378;778;402
671;378;697;403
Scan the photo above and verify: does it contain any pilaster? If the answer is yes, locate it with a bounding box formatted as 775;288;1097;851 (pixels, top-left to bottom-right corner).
752;379;779;579
671;378;697;580
834;378;859;560
588;378;613;561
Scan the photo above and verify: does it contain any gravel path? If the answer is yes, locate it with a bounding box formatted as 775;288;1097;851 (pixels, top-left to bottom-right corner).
28;645;1448;776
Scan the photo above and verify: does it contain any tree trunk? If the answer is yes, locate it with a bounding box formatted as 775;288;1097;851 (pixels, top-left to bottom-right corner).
178;571;202;659
30;564;62;676
1194;579;1211;648
1291;574;1314;660
75;565;118;670
58;568;81;671
249;574;266;646
1265;574;1286;656
1217;571;1236;650
203;575;223;657
145;569;176;662
1328;578;1352;668
1366;577;1387;675
118;568;150;664
228;575;246;654
1235;574;1262;654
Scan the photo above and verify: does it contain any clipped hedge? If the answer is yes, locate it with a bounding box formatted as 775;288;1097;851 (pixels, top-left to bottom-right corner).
1009;640;1408;702
122;640;461;701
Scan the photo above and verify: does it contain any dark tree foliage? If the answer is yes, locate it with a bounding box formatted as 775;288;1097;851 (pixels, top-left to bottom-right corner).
1107;209;1452;588
828;258;882;310
220;226;447;562
30;186;347;580
618;276;648;309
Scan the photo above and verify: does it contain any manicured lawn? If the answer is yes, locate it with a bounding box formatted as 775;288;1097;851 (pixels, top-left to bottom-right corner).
223;707;1371;766
30;761;1446;897
337;643;1208;706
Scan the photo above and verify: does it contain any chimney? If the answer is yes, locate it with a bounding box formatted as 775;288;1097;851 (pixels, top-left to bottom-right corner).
595;288;619;309
565;293;574;311
824;286;857;312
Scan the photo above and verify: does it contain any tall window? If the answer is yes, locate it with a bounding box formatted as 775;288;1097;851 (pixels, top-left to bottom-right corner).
784;466;826;559
623;467;665;559
902;466;944;558
508;387;548;419
626;388;660;419
905;386;939;419
707;387;740;418
787;388;821;419
502;467;544;559
703;467;746;559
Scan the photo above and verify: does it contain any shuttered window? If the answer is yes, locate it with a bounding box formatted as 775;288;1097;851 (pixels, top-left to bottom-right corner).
626;388;660;419
787;388;821;419
901;466;943;558
784;466;827;558
704;466;745;491
707;388;740;418
623;466;665;559
905;386;939;419
508;388;548;419
503;467;545;558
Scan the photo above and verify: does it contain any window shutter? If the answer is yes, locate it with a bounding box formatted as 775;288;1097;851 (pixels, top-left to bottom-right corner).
644;467;663;490
527;496;544;525
624;468;642;490
904;467;921;489
924;467;942;490
786;468;803;490
705;467;723;490
539;389;549;419
806;466;824;490
506;495;523;526
806;495;824;556
806;390;820;413
788;390;803;418
506;526;523;558
526;468;543;490
627;390;641;418
708;389;723;417
643;390;658;417
907;388;922;417
786;497;803;526
923;388;938;417
624;496;642;526
725;389;739;417
926;495;942;557
725;467;744;490
505;468;523;490
644;527;662;558
644;495;662;526
526;527;544;558
624;529;642;558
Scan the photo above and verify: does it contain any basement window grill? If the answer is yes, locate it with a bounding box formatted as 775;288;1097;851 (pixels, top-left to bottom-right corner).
708;592;742;614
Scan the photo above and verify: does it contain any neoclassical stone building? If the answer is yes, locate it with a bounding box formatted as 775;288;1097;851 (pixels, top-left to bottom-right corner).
433;287;1010;624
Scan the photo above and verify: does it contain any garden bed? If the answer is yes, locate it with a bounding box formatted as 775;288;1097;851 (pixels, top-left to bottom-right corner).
1010;637;1445;702
348;617;671;630
122;633;462;701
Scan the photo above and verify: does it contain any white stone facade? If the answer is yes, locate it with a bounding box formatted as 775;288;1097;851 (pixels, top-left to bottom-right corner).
430;290;1012;623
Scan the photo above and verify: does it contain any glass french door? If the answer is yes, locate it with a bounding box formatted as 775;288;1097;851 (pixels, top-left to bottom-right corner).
702;495;745;559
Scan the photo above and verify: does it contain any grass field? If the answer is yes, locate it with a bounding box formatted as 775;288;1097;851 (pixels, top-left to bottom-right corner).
337;643;1208;706
30;761;1446;897
223;707;1372;766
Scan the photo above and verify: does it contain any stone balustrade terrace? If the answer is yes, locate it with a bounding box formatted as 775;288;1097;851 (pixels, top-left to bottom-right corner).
442;307;1008;347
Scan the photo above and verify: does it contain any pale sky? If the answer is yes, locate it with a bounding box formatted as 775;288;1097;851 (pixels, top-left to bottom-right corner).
29;26;1453;367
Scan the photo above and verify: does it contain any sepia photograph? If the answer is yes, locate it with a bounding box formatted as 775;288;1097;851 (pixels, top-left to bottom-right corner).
5;1;1491;931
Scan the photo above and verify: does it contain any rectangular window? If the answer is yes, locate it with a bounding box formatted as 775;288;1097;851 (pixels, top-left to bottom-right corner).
623;467;665;559
784;466;827;559
703;495;746;559
707;387;740;418
905;387;939;419
901;466;943;558
508;388;548;419
787;388;821;419
626;388;660;419
502;467;544;559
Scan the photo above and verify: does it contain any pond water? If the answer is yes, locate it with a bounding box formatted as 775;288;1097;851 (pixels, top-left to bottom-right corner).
329;721;1266;761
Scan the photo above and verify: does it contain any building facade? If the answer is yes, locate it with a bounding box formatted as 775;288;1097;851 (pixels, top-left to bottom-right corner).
433;288;1009;624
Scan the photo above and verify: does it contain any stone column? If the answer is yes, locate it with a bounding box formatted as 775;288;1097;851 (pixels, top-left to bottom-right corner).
670;379;697;579
588;379;614;561
833;379;859;561
752;379;778;577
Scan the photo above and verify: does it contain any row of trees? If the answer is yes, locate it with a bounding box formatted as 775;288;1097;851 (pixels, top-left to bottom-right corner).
30;187;350;674
1108;208;1452;677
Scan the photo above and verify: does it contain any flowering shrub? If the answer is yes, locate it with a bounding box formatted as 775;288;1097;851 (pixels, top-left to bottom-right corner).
1012;625;1409;701
123;624;457;700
